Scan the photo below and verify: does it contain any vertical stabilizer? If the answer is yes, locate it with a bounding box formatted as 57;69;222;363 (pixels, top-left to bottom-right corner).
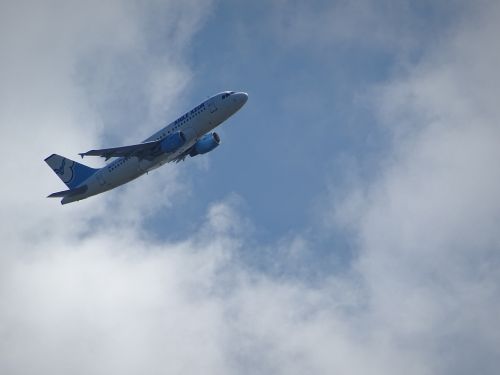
45;154;97;189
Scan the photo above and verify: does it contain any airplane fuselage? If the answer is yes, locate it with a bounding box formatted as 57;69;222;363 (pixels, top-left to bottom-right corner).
59;91;248;204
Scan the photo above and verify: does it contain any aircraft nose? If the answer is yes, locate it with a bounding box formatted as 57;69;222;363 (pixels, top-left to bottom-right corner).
235;92;248;106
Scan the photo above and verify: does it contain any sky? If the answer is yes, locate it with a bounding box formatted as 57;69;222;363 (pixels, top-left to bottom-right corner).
1;0;500;374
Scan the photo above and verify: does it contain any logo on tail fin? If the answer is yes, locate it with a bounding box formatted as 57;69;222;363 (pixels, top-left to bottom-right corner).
52;157;75;184
45;153;97;189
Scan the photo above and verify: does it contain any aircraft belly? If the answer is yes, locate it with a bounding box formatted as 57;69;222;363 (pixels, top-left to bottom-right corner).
143;139;197;172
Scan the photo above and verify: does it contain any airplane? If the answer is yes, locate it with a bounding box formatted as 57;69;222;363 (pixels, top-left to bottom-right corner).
45;91;248;204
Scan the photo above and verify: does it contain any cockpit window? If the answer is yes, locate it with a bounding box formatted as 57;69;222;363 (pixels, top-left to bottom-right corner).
222;91;236;100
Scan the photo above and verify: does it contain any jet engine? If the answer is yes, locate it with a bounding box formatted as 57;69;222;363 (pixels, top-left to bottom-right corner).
160;131;186;153
190;132;220;157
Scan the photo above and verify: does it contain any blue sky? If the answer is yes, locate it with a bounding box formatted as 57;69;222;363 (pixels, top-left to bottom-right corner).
1;1;500;374
133;1;460;269
139;2;404;241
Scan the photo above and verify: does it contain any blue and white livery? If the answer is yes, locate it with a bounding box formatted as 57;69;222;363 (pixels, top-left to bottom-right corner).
45;91;248;204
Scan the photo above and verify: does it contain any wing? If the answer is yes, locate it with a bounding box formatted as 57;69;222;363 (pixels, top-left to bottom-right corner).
79;140;160;161
170;146;193;163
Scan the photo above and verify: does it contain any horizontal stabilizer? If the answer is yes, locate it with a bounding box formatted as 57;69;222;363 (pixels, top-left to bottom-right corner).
47;185;88;198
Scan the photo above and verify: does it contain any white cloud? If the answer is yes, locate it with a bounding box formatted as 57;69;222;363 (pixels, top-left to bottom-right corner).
1;1;500;374
0;0;212;239
331;1;500;373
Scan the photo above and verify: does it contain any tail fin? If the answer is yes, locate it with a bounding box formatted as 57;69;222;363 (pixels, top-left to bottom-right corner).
45;154;97;189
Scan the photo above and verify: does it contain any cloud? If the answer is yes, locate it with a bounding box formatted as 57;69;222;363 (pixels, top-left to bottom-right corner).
331;1;500;373
0;0;212;239
1;1;500;374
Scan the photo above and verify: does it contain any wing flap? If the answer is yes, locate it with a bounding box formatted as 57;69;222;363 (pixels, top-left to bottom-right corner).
171;149;191;163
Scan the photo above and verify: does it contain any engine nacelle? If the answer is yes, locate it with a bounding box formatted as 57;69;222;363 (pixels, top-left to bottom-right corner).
160;132;186;153
190;132;221;157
